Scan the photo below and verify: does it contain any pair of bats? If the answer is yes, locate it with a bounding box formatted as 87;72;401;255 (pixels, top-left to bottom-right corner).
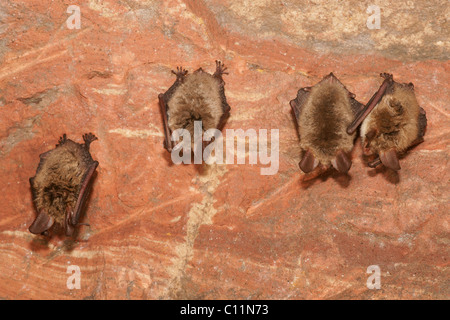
28;61;426;237
28;61;231;237
290;72;427;173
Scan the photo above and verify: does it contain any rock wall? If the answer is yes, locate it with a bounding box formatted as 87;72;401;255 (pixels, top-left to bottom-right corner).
0;0;448;299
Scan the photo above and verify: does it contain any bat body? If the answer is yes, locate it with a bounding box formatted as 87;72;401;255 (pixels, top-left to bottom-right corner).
347;73;427;170
29;133;99;236
290;73;363;173
159;60;231;152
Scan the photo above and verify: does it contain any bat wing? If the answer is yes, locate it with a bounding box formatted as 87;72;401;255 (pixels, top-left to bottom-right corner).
158;94;173;152
406;107;428;150
215;60;231;116
347;74;393;134
217;109;230;132
217;87;231;131
417;107;427;140
218;81;231;115
158;69;188;152
350;97;364;116
290;88;310;123
65;160;98;236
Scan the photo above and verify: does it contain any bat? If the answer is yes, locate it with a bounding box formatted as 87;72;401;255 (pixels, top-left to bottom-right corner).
347;73;427;170
290;73;363;174
28;133;99;237
158;60;231;152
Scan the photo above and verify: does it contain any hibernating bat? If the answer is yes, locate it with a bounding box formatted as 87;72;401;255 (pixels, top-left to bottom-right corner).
28;133;99;237
158;60;231;152
347;73;427;170
290;73;363;173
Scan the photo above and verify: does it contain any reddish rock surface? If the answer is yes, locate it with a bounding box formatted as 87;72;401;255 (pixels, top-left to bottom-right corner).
0;0;448;299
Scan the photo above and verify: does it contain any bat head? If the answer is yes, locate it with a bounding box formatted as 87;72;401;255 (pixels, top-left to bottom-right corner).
349;73;422;171
360;94;409;171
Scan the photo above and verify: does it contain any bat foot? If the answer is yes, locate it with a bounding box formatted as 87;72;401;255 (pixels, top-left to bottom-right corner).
172;66;188;80
380;73;393;81
83;133;98;149
214;60;228;78
57;134;67;147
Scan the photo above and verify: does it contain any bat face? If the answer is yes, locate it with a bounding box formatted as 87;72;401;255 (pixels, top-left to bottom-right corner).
29;133;99;237
159;61;231;152
347;73;427;170
290;73;363;174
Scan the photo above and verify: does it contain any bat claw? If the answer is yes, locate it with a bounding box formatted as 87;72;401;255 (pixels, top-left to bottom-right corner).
57;134;67;147
214;60;228;77
408;82;414;89
83;133;98;149
172;67;188;80
380;73;393;81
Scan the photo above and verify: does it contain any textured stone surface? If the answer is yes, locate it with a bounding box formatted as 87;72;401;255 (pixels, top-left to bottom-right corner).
0;0;448;299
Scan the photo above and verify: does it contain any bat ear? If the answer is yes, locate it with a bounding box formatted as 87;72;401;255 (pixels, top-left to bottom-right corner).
65;207;75;237
29;211;54;235
299;150;319;173
331;150;352;173
380;148;401;170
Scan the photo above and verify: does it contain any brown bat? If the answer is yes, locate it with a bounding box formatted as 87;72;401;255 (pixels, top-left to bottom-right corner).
290;73;363;173
347;73;427;170
158;60;231;152
29;133;99;237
